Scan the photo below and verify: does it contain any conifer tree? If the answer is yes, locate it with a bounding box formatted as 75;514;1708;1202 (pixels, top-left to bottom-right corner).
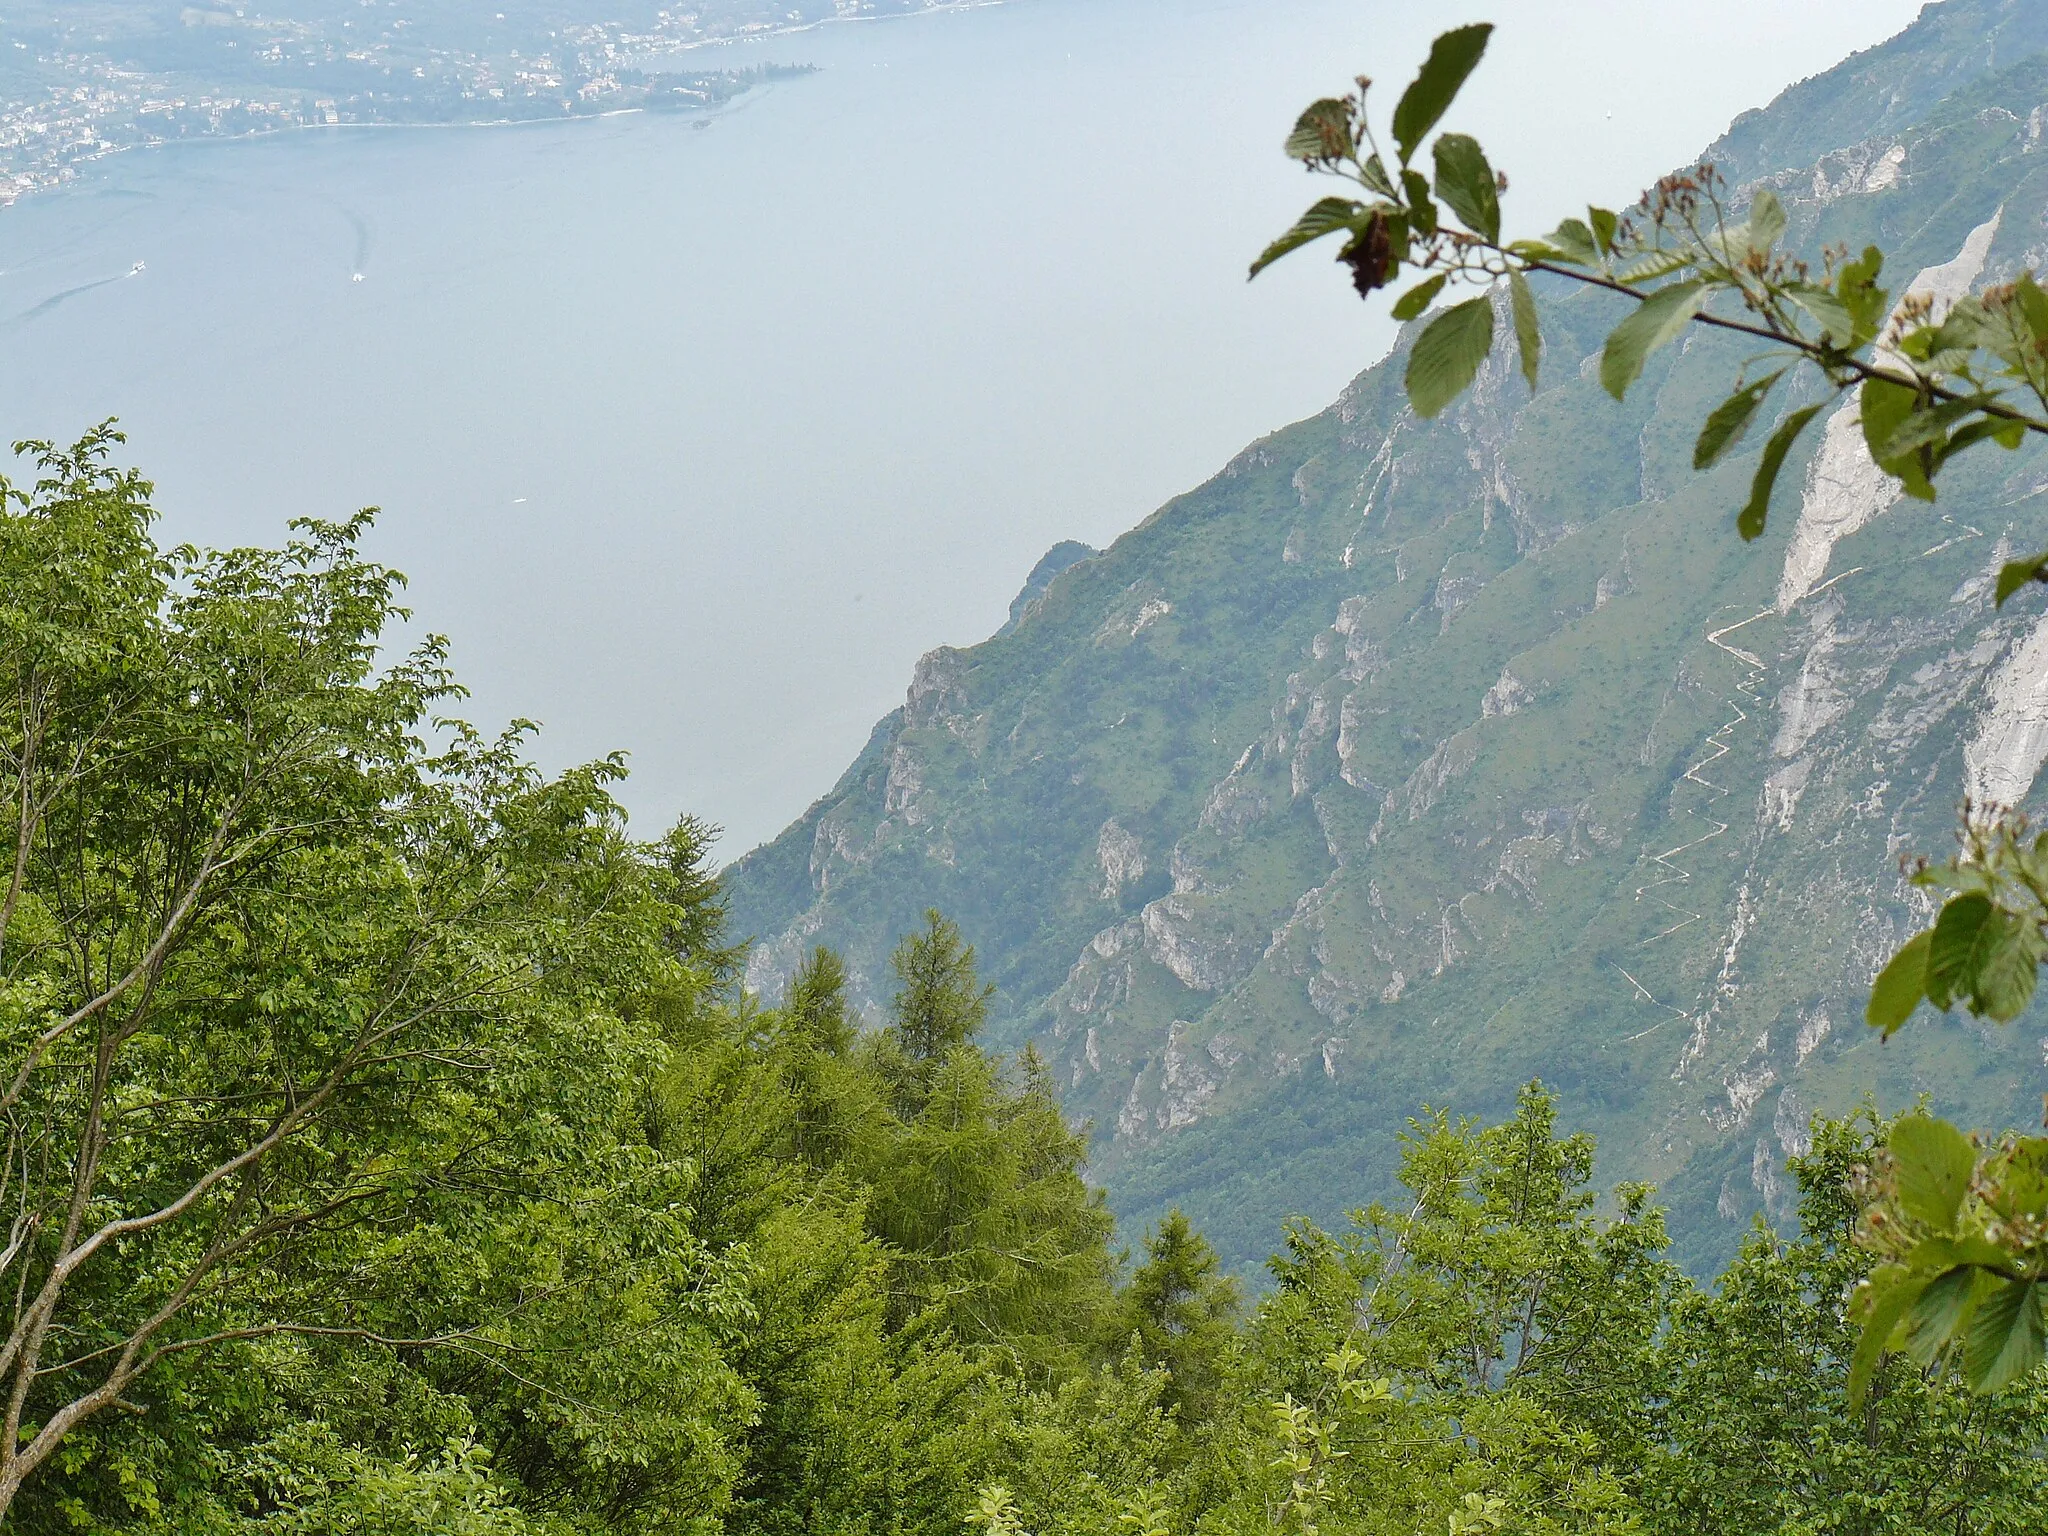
1114;1210;1240;1420
656;812;745;984
889;908;993;1066
785;944;855;1056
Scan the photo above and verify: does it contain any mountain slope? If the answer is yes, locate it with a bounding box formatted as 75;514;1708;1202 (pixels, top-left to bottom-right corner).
725;0;2048;1274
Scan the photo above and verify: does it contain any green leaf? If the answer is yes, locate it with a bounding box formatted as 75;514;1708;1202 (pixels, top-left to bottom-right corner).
1786;284;1855;348
1738;403;1825;540
1849;1267;1927;1408
1891;1114;1977;1233
1996;556;2048;607
1866;929;1932;1037
1538;219;1599;266
1916;862;1996;899
1837;245;1889;348
1926;893;1994;1011
1507;271;1540;391
1359;153;1397;199
2014;272;2048;340
1404;297;1494;418
1431;133;1499;242
1615;248;1695;284
1904;1265;1984;1365
1968;906;2043;1023
1601;280;1709;400
1988;1138;2048;1221
1402;168;1437;237
1250;197;1369;278
1390;273;1448;321
1285;98;1354;162
1934;300;1997;358
1935;415;2027;469
1859;376;1935;500
1391;25;1493;163
1873;398;1982;462
1694;370;1785;471
1966;1278;2045;1393
1907;1233;2021;1274
1747;187;1786;252
1588;206;1618;257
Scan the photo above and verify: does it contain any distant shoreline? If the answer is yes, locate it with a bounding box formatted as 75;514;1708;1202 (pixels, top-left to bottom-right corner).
664;0;1006;53
0;0;1008;210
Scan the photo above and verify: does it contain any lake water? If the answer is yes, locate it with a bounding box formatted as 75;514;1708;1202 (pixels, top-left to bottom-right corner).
0;0;1920;855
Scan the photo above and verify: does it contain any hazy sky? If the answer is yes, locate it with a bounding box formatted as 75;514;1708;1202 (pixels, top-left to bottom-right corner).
0;0;1924;856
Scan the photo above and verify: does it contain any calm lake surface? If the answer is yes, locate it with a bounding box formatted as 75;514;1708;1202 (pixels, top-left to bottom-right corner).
0;0;1919;853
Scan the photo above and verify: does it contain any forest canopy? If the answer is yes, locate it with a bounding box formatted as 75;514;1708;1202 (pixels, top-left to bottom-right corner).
0;429;2044;1530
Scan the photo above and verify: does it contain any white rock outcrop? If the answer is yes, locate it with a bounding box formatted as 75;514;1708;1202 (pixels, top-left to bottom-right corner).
1776;211;2003;613
1096;818;1146;902
1965;614;2048;808
1480;668;1531;718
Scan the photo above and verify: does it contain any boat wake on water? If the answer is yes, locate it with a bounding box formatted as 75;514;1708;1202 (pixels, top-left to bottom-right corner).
6;265;143;326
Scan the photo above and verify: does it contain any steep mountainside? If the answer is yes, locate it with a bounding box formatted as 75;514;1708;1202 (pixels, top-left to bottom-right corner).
726;0;2048;1273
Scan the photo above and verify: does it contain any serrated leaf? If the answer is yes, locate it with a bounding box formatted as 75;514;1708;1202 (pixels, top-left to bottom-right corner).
1904;1265;1984;1365
1285;98;1354;162
1542;219;1600;267
1933;297;1995;354
1694;370;1785;471
1926;893;1994;1011
1391;24;1492;163
1996;556;2048;607
1359;153;1397;199
1615;247;1696;284
1849;1267;1926;1409
1786;284;1856;348
1748;187;1787;252
1250;197;1369;278
1988;1139;2048;1221
1874;398;1982;462
1601;280;1709;400
1507;270;1540;391
1709;222;1755;265
1589;206;1617;257
1739;403;1825;540
1934;415;2027;470
1966;1278;2045;1393
1908;1233;2021;1274
1867;929;1932;1037
1968;906;2043;1023
1860;376;1935;499
1838;244;1889;347
1402;168;1436;237
1915;862;1995;896
1404;297;1494;418
2015;272;2048;340
1891;1114;1977;1233
1390;272;1448;321
1431;132;1499;242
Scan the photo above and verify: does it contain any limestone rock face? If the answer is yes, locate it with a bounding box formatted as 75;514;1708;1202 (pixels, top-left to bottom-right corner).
725;4;2048;1272
1096;819;1147;902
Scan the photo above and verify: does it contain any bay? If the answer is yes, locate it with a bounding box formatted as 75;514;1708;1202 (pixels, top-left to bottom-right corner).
0;0;1920;853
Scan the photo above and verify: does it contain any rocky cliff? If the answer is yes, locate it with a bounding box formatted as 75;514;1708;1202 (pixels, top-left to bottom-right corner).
725;0;2048;1272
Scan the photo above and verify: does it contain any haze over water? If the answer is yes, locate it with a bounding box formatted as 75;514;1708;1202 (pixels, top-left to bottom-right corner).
0;0;1918;855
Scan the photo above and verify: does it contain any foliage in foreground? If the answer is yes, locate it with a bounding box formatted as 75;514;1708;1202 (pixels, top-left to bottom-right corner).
1256;16;2048;1409
6;433;2046;1529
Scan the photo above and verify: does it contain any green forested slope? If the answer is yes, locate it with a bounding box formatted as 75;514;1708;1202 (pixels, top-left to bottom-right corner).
725;0;2048;1275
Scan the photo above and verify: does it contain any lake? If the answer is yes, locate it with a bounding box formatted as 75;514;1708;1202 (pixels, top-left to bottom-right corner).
0;0;1920;855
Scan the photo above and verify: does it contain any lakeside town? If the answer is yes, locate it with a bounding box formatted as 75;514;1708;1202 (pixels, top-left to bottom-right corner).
0;0;966;204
